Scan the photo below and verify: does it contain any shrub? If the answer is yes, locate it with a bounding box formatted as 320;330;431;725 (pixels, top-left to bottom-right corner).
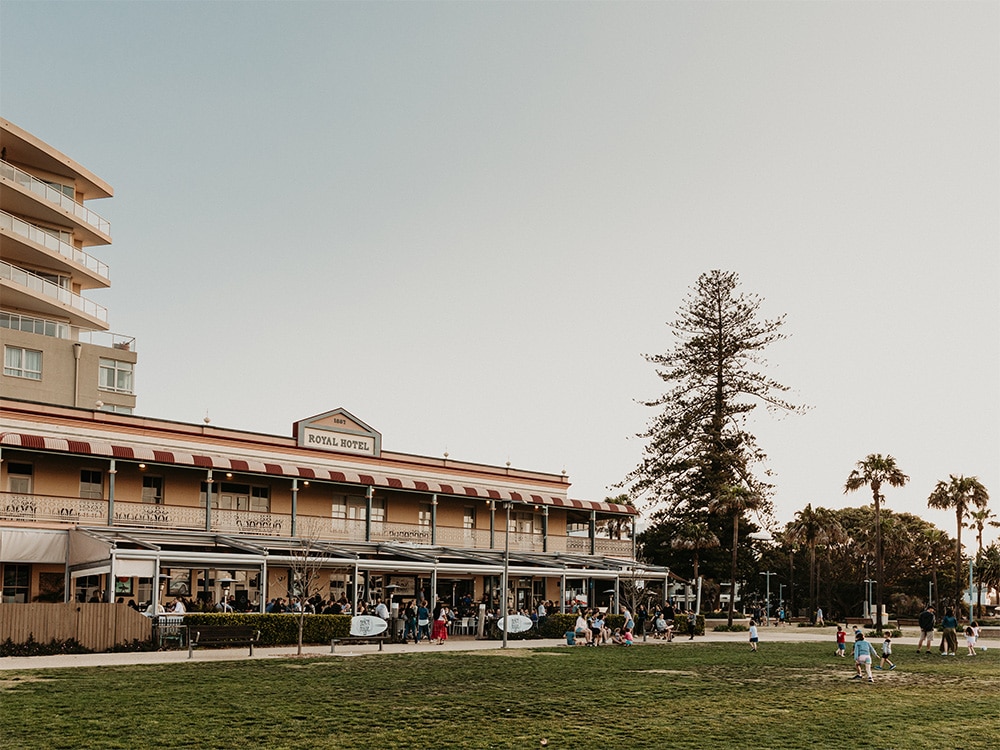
0;635;92;657
183;613;351;646
713;623;749;632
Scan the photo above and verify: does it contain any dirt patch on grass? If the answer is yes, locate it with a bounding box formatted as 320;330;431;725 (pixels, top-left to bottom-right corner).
632;669;699;676
476;649;566;658
0;675;46;691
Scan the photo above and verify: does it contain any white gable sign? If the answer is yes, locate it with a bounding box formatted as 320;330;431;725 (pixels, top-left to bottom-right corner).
294;408;382;457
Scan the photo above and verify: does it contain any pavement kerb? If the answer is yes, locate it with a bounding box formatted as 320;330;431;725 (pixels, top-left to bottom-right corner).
1;626;995;672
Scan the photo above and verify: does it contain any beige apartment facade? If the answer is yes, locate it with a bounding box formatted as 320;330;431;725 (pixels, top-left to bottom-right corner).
1;118;136;414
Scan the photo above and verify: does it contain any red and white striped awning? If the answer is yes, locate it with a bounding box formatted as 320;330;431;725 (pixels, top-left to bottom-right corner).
0;432;636;515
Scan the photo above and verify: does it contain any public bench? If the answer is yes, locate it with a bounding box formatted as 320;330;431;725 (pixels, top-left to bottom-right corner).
329;634;388;652
188;625;261;658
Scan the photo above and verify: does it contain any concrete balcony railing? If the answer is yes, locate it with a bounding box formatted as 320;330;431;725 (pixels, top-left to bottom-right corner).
0;493;635;557
0;210;110;281
0;260;108;324
1;160;111;237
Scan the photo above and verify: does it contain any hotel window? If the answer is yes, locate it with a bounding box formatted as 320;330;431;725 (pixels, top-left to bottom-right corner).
38;226;73;244
4;346;42;380
331;495;348;520
142;475;163;504
418;503;432;527
463;507;476;530
2;564;31;604
99;358;134;394
6;463;32;493
42;179;75;199
250;486;270;513
80;469;103;499
337;495;385;522
510;511;535;534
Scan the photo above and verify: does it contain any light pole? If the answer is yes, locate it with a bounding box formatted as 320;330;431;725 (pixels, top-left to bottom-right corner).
501;501;511;649
864;579;876;621
778;583;785;614
760;572;776;624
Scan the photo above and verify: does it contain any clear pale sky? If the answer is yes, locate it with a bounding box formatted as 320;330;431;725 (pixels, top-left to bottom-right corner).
2;1;997;547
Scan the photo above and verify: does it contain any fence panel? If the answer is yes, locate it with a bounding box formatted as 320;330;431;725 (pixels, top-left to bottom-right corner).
0;603;152;651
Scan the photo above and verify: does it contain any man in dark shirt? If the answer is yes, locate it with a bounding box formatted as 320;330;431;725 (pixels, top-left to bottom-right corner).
916;606;935;654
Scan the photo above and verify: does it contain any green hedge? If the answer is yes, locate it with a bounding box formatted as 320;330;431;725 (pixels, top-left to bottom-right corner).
182;613;352;646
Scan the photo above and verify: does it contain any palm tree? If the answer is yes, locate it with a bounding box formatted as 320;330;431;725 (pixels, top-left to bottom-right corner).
978;543;1000;611
709;484;762;626
964;507;998;617
927;474;989;611
670;520;720;584
785;503;847;624
844;454;909;631
919;527;951;612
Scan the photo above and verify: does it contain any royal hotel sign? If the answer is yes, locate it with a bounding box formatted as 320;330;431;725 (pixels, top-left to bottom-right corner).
294;408;382;457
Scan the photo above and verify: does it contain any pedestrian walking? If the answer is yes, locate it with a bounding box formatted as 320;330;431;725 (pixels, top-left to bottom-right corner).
915;605;935;654
940;608;958;655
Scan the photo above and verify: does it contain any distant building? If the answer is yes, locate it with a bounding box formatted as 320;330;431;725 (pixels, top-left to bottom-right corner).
1;118;136;414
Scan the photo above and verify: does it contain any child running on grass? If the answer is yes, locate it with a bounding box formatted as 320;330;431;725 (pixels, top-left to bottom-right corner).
877;633;896;670
836;625;847;657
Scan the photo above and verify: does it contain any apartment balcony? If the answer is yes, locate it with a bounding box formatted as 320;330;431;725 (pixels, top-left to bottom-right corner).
0;159;112;246
0;492;636;558
0;260;109;328
0;210;110;289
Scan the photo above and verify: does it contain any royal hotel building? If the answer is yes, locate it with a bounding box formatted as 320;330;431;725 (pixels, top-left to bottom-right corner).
1;120;659;615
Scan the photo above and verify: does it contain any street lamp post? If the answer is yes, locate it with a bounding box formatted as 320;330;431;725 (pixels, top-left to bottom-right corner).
778;583;785;615
501;502;511;649
864;579;876;621
760;572;776;624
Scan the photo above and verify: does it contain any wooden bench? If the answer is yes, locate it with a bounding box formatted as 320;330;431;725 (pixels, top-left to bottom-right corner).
188;625;261;658
330;635;388;653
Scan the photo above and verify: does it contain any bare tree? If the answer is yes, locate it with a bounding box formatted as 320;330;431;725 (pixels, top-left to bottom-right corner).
286;534;333;656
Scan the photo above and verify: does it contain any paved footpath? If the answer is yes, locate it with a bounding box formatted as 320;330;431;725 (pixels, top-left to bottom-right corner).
1;625;995;672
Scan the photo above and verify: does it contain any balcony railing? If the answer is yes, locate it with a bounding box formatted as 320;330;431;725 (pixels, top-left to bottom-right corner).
0;492;635;557
0;211;110;280
1;160;111;237
0;260;108;324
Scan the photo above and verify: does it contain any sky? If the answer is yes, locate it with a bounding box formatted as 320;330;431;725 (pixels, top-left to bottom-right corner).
2;1;997;547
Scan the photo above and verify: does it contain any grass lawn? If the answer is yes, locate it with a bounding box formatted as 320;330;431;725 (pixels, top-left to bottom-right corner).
1;642;997;749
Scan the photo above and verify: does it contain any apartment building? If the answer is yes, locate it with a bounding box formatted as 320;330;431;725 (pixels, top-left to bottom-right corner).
0;122;655;615
1;118;136;414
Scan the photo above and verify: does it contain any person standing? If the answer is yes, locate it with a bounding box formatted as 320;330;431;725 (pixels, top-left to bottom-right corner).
401;600;417;643
853;631;875;683
749;620;759;651
416;600;431;643
916;605;935;654
431;602;449;645
940;608;958;655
